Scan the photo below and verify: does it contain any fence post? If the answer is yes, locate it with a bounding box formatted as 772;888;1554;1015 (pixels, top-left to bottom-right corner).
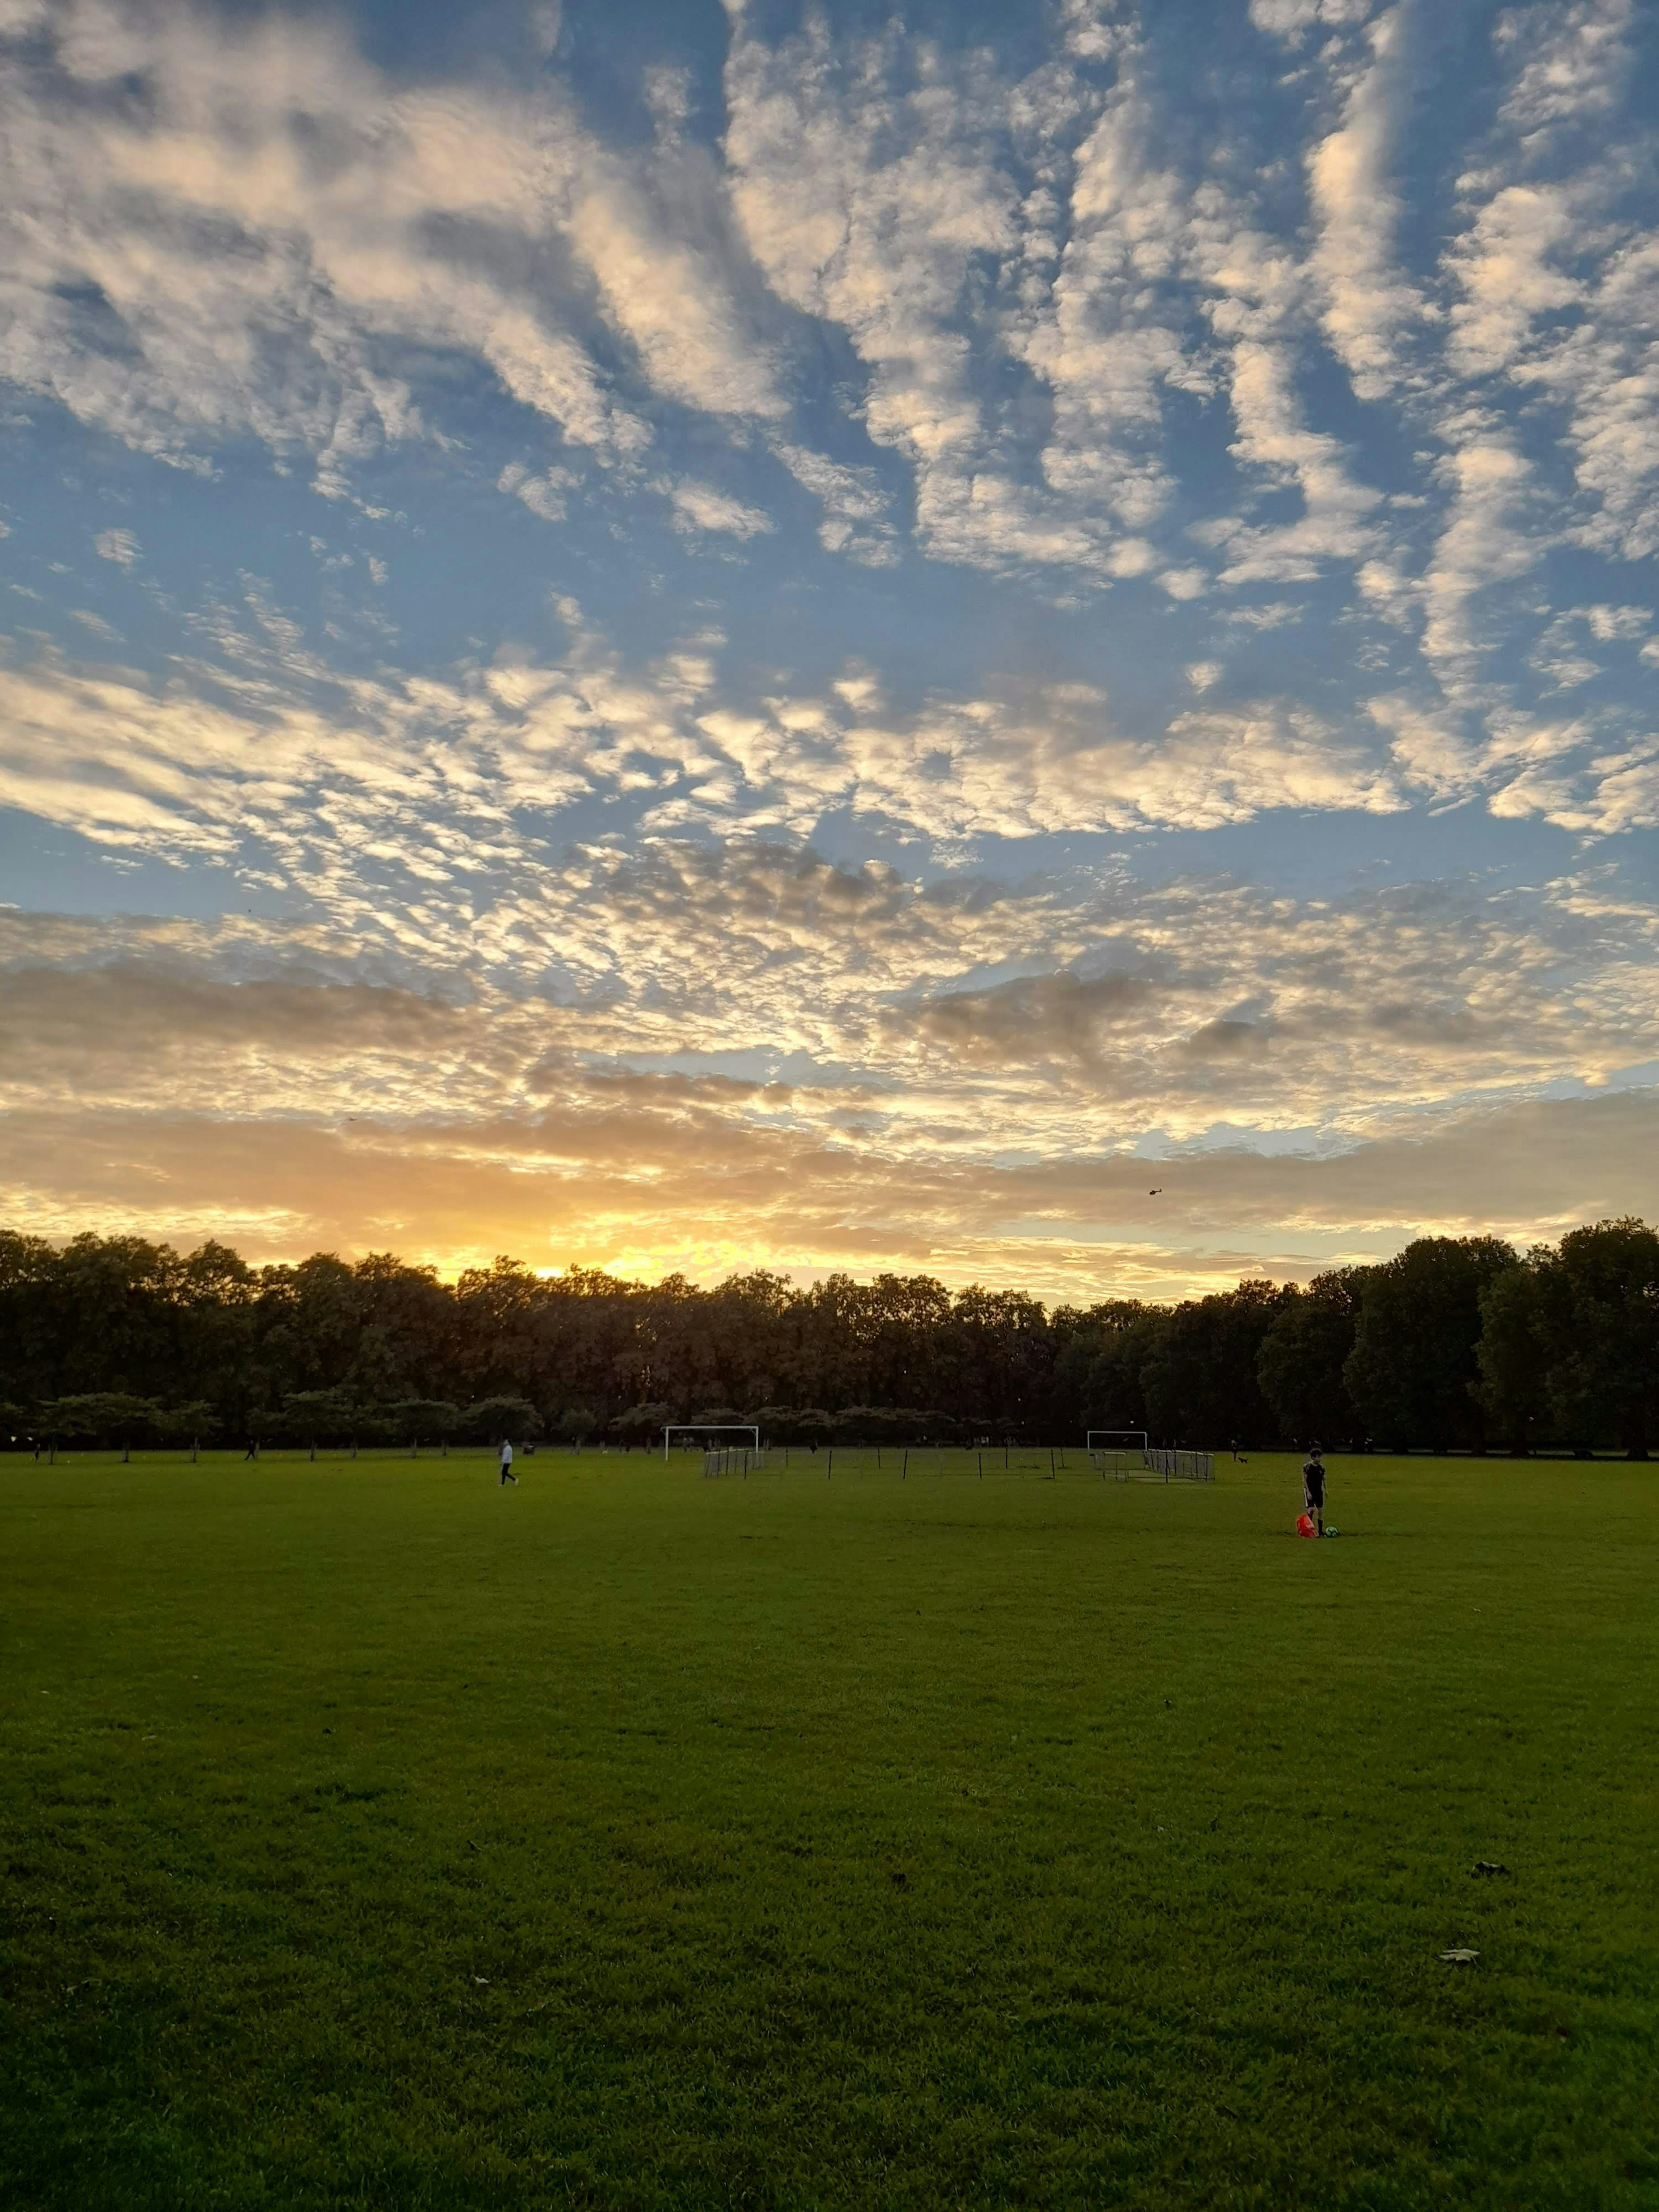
978;1452;982;1479
903;1449;908;1479
827;1449;832;1479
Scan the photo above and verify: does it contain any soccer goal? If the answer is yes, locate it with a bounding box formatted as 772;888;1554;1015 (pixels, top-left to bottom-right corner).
662;1423;765;1477
701;1445;767;1478
1087;1429;1148;1477
1086;1430;1215;1482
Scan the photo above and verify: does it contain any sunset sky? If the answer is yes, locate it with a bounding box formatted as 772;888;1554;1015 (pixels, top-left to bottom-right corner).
2;0;1656;1300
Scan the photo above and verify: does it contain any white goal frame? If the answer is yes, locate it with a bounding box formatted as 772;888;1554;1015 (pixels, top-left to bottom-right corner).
663;1423;760;1461
1087;1429;1148;1457
1087;1429;1147;1477
1086;1429;1215;1483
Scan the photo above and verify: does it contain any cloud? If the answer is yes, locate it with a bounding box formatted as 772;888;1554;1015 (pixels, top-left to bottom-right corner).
6;827;1653;1154
1250;0;1373;38
902;969;1153;1067
1446;184;1583;380
664;479;774;538
1419;441;1540;668
723;16;1028;571
1496;0;1632;139
1207;341;1385;582
2;1074;1653;1299
499;462;578;523
0;0;779;490
1306;6;1427;402
3;0;1658;1299
1443;0;1659;571
769;440;898;564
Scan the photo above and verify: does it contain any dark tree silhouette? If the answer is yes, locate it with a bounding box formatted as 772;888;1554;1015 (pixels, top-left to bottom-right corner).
0;1221;1650;1459
1344;1238;1516;1453
1257;1269;1369;1446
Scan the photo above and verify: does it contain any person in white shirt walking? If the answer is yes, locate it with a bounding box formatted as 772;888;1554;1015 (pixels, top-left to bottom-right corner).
499;1438;517;1485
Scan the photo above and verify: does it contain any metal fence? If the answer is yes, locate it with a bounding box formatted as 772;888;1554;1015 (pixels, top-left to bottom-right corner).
1090;1445;1215;1483
702;1446;769;1478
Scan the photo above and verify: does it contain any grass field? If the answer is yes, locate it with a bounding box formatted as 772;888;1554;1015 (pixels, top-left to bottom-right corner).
3;1449;1656;2210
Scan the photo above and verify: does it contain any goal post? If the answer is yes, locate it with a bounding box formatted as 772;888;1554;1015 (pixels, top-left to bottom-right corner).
662;1424;760;1459
1087;1429;1147;1478
663;1423;763;1476
700;1445;767;1478
1086;1430;1215;1482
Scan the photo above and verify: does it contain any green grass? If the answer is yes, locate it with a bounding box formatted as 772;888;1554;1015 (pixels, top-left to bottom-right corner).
3;1449;1656;2210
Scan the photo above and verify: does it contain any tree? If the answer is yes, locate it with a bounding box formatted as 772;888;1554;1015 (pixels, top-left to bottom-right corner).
40;1392;162;1458
388;1399;459;1456
1142;1281;1292;1448
1473;1262;1552;1454
1345;1238;1516;1452
1535;1219;1659;1458
605;1400;671;1449
744;1402;795;1442
1052;1301;1160;1440
1256;1270;1367;1446
455;1395;542;1445
830;1405;886;1443
0;1232;67;1406
0;1219;1646;1462
152;1401;220;1451
938;1285;1053;1431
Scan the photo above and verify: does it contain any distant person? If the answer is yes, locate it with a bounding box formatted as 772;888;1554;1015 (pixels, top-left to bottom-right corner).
1302;1445;1325;1536
499;1438;517;1486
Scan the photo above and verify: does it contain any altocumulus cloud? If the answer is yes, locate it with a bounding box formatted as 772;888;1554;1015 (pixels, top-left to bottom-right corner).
0;0;1656;1293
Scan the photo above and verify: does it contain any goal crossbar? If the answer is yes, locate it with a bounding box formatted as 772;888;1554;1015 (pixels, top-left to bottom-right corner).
1085;1430;1214;1483
663;1423;760;1461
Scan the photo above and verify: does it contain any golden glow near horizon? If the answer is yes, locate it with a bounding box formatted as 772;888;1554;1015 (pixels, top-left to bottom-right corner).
1;0;1656;1295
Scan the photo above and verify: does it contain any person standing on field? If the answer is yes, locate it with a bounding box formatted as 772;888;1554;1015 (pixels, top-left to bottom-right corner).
499;1437;517;1486
1302;1444;1325;1536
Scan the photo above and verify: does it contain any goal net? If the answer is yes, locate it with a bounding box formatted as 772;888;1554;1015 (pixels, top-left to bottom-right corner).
664;1422;760;1466
702;1446;767;1478
1086;1430;1214;1482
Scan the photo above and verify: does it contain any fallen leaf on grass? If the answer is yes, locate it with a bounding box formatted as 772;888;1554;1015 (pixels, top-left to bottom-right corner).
1440;1948;1479;1964
473;1976;490;1984
1471;1861;1510;1877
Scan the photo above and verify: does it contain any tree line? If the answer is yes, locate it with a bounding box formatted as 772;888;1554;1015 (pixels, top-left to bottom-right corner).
0;1218;1654;1457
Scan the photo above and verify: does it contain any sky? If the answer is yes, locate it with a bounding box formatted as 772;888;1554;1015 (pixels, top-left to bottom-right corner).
1;0;1656;1302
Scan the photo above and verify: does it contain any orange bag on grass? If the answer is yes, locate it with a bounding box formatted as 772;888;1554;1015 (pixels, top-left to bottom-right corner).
1295;1513;1318;1538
